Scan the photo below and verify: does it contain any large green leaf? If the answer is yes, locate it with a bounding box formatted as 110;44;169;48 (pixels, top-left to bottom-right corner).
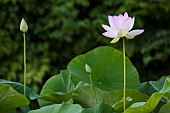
73;86;148;109
39;70;75;107
0;79;39;111
67;46;140;91
82;103;118;113
0;79;38;100
28;102;82;113
0;84;30;113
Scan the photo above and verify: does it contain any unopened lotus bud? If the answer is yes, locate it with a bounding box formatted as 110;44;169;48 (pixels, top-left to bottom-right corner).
20;18;28;33
85;64;91;73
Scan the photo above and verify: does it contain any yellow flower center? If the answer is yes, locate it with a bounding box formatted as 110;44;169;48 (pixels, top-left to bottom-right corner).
118;29;126;37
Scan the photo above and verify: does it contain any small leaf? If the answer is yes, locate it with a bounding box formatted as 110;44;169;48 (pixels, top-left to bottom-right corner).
160;77;170;93
149;81;162;91
126;96;133;101
129;102;145;108
140;82;158;96
75;81;90;88
0;84;30;113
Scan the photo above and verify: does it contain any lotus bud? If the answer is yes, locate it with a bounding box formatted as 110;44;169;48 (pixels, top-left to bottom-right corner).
20;18;28;33
85;64;91;73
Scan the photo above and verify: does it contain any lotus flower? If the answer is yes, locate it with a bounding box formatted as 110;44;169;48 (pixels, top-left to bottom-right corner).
102;12;144;43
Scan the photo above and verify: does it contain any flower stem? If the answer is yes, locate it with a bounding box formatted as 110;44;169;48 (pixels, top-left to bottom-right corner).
123;38;126;112
89;74;97;104
23;33;26;96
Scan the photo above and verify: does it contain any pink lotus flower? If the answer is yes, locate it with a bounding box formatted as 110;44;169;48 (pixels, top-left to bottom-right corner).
102;12;144;43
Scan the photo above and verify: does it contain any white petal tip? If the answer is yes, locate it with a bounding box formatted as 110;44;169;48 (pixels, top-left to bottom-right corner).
127;29;144;37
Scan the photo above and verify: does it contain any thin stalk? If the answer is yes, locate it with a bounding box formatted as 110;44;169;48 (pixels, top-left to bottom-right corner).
89;74;97;104
123;38;126;112
23;33;26;96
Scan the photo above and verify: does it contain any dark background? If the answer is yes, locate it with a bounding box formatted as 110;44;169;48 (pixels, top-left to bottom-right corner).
0;0;170;92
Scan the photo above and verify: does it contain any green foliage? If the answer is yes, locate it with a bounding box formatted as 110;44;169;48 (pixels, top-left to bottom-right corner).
67;46;140;91
0;0;170;92
125;92;165;113
159;102;170;113
1;46;170;112
126;77;170;113
36;46;147;112
73;86;148;109
0;0;170;112
28;102;82;113
38;46;141;108
0;79;38;100
0;84;30;113
29;102;117;113
28;103;118;113
0;79;39;111
38;70;75;107
82;103;118;113
140;76;170;96
33;46;170;113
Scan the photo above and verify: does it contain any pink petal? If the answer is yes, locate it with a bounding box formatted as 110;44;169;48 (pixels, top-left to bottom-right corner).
108;16;114;28
127;30;144;37
118;14;123;17
119;12;129;22
102;31;117;38
117;16;123;24
119;14;123;16
123;17;135;31
124;12;129;18
118;14;124;20
112;16;123;29
102;24;112;31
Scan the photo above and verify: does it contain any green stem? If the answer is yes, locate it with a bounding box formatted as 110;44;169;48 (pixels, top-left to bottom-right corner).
123;38;126;112
89;74;97;104
23;33;26;96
